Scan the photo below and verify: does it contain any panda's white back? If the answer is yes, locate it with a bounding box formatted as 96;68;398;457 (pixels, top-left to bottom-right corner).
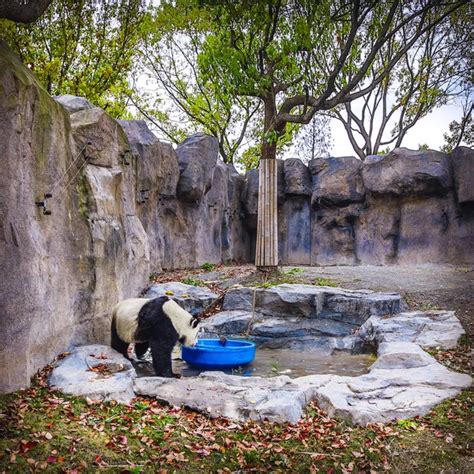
113;298;150;343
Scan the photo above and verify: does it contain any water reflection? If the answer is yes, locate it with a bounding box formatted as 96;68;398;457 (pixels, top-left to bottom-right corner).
134;347;374;379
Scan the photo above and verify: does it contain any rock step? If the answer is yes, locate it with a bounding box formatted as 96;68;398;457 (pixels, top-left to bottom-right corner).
144;282;218;316
358;310;466;350
223;284;403;323
48;345;136;404
201;310;358;339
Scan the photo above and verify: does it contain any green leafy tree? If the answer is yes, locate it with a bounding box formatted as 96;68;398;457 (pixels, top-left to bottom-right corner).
0;0;147;118
330;4;471;159
292;115;333;163
167;0;467;269
441;99;473;153
128;5;261;163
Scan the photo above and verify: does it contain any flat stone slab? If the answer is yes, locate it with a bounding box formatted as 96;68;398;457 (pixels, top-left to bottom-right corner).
144;282;218;316
223;284;403;324
297;342;471;425
134;372;313;424
202;311;358;338
200;310;359;351
49;345;136;404
133;342;470;425
358;310;465;349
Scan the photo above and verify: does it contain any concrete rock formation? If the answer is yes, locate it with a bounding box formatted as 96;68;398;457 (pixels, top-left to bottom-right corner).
0;43;248;392
144;282;218;316
53;94;94;114
50;299;471;425
1;41;473;393
48;345;136;404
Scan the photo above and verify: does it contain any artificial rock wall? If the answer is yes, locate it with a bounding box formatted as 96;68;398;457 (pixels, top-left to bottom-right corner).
1;41;473;392
0;42;249;392
241;148;474;266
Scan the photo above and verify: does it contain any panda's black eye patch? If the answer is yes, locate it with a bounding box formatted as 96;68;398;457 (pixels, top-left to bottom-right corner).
190;318;199;328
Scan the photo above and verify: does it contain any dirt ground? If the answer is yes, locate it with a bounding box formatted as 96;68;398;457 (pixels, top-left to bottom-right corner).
284;264;474;337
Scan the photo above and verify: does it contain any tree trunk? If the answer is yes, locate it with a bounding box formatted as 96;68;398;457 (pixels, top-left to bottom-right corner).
255;138;278;271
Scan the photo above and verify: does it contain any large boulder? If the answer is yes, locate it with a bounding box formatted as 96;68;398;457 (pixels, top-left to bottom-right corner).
118;119;180;198
309;156;365;208
70;107;130;168
362;148;453;196
223;284;402;324
144;282;218;316
117;119;157;151
49;345;136;404
83;163;150;340
284;158;311;195
54;94;94;114
176;133;219;202
358;310;466;350
451;146;474;204
311;204;363;266
69;110;150;341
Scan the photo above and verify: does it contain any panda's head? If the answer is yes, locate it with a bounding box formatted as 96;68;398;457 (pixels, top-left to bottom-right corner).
162;298;200;347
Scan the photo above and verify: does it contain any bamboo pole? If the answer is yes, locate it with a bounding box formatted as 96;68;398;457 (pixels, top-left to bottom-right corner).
256;158;278;269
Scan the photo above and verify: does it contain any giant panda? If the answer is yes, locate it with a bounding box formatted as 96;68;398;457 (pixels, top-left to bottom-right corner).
111;296;200;378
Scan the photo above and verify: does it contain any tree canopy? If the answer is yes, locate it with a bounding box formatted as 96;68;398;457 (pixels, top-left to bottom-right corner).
0;0;147;118
129;5;261;163
329;3;472;159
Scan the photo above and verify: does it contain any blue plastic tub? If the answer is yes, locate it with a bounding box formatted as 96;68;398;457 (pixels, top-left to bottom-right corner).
182;339;256;370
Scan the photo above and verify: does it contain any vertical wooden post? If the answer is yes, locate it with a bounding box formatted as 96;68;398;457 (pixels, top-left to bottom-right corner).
255;158;278;269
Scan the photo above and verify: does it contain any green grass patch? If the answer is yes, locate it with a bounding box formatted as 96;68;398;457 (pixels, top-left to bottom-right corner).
313;276;338;287
201;262;216;271
181;277;205;287
284;267;304;275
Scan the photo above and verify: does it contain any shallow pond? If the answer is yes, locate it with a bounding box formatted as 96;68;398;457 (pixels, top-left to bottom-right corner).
135;347;374;378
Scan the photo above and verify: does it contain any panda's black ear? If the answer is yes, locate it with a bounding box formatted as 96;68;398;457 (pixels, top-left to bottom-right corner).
191;318;199;328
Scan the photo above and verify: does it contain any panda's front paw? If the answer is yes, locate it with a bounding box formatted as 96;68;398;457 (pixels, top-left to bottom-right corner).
172;373;181;379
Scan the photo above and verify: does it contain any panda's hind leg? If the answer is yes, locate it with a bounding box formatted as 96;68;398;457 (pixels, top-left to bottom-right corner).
135;342;149;359
111;317;130;359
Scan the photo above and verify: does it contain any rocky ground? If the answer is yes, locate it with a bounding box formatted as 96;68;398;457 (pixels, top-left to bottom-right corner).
0;263;472;473
165;263;473;337
293;264;474;337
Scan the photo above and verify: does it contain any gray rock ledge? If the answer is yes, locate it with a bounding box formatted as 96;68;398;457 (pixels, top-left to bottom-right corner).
49;286;470;425
144;282;218;316
49;345;136;404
